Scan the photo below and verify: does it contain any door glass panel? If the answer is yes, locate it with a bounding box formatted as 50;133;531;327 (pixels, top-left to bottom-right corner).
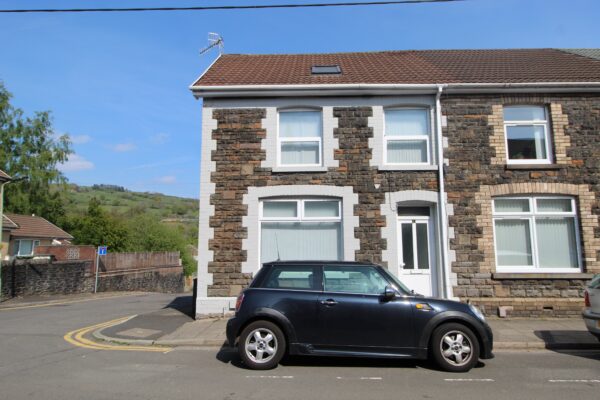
416;223;429;270
494;219;533;266
401;223;414;270
323;266;388;295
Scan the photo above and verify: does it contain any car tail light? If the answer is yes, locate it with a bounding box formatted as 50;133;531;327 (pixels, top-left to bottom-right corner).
584;290;590;308
235;293;245;313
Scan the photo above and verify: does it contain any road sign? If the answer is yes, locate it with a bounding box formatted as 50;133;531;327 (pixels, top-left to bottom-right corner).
95;246;107;293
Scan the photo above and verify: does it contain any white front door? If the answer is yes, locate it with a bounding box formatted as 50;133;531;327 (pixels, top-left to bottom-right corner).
397;216;436;296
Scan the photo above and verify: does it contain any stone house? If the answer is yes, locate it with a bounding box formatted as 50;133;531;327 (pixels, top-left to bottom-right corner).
190;49;600;318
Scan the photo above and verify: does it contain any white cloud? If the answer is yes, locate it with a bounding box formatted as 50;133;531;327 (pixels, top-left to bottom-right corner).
69;134;92;144
156;175;176;184
58;154;94;172
111;143;137;152
150;133;169;145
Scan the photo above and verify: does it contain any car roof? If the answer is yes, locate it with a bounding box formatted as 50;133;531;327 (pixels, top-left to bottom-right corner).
262;260;380;267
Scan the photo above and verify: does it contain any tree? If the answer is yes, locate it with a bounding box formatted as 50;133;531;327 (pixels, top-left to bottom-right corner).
67;198;131;252
0;81;72;224
126;214;196;276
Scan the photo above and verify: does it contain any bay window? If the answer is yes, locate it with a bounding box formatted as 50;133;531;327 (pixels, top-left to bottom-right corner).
384;108;431;165
493;197;581;272
503;106;552;164
260;199;342;263
278;110;322;167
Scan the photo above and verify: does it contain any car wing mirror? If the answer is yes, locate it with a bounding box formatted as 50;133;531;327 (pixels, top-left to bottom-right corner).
384;286;397;300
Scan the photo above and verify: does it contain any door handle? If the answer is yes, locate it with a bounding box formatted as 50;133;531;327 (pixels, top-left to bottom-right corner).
320;299;338;306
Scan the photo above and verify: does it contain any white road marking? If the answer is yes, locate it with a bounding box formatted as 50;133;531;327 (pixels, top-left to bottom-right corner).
548;379;600;383
444;378;495;382
336;377;382;381
245;376;294;379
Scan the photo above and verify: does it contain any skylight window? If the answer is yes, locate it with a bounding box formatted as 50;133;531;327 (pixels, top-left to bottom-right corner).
311;65;342;75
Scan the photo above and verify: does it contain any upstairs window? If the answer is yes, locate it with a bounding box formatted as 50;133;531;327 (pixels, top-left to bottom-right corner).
384;108;431;165
278;110;323;167
503;106;552;164
493;197;581;272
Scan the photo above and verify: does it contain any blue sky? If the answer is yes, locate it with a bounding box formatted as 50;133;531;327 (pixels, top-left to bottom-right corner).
1;0;599;198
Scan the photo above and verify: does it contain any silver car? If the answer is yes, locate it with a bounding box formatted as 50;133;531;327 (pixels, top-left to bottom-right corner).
583;274;600;341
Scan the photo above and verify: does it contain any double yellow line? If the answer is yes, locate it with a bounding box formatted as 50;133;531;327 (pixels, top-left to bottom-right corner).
64;316;171;353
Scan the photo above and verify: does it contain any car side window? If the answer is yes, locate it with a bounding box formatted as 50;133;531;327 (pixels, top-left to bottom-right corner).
323;266;389;295
262;266;320;290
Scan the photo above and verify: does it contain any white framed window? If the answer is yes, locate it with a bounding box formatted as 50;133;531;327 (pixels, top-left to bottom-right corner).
503;106;552;164
492;196;581;273
13;239;40;256
277;109;322;167
259;198;342;263
384;108;431;165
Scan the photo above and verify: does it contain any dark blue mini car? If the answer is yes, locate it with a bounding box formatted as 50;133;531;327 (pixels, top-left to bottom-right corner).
227;261;493;372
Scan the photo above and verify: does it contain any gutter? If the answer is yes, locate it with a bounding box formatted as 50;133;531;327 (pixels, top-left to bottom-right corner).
190;82;600;98
434;85;454;300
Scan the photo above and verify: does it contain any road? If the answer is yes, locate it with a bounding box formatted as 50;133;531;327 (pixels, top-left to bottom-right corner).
0;293;598;400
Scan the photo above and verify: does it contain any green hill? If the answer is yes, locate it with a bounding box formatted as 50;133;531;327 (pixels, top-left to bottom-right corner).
63;184;198;221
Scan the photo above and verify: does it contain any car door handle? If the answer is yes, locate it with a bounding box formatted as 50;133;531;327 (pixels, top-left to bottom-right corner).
320;299;338;306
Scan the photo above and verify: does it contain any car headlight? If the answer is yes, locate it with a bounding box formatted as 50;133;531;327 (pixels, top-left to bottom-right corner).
469;304;486;322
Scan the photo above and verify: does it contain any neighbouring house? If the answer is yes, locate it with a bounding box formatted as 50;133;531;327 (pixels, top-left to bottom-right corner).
190;48;600;318
0;169;12;259
2;213;73;259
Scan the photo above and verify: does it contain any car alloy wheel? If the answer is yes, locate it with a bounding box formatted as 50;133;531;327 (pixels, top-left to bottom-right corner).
245;328;278;364
238;320;286;370
440;330;473;366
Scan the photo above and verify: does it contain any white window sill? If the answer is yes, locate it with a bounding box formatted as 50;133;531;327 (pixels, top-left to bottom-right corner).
272;166;329;173
378;165;438;171
493;272;592;280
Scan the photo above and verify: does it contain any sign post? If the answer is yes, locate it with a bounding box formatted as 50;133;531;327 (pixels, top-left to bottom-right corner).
94;246;107;293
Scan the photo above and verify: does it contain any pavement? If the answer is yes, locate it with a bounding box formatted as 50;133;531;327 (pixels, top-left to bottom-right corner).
91;295;600;350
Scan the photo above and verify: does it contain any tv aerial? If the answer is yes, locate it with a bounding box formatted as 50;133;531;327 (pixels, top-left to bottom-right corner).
200;32;224;56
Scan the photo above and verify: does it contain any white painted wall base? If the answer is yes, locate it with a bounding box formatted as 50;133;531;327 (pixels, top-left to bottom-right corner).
195;297;237;319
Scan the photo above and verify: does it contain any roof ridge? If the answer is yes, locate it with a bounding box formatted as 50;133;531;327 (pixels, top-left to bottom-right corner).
220;48;561;57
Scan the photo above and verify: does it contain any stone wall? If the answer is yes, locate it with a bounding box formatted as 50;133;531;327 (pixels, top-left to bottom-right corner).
206;107;438;297
443;93;600;316
1;258;184;300
1;259;94;298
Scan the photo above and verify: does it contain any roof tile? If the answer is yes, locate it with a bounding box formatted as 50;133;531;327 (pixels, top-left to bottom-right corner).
4;213;73;239
193;49;600;87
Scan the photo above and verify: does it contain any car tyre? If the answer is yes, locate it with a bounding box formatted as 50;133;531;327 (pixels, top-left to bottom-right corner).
431;323;480;373
238;320;286;370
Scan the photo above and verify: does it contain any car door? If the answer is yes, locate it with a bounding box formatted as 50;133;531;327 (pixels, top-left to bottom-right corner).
315;265;415;354
259;264;322;344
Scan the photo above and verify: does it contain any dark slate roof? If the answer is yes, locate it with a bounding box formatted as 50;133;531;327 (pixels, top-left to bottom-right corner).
193;49;600;87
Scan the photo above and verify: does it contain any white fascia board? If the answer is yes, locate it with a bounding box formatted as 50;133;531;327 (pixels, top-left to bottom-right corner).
188;53;223;96
190;82;600;98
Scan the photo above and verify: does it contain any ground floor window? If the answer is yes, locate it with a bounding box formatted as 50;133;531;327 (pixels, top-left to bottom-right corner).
260;198;342;263
493;196;581;272
13;239;40;256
